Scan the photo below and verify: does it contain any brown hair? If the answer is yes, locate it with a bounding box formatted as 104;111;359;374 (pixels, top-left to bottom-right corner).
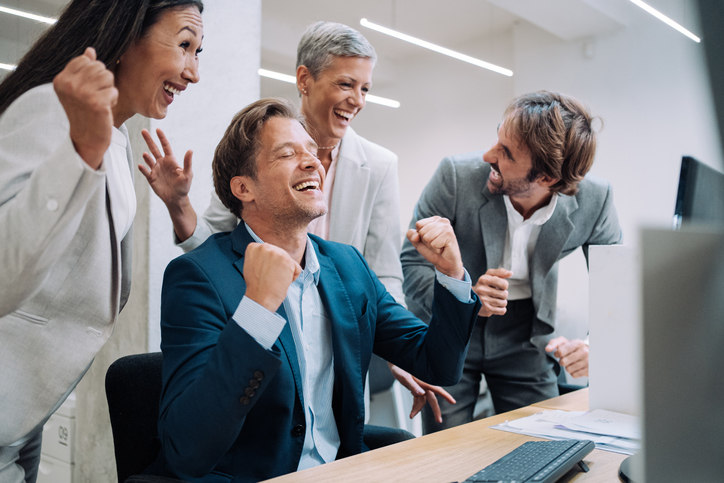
213;97;305;217
503;91;598;195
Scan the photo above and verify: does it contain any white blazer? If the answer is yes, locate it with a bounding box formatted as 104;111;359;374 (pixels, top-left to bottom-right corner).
180;127;405;303
0;84;133;445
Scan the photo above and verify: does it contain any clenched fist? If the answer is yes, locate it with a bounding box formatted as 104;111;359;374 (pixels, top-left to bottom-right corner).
242;243;301;312
407;216;464;280
53;47;118;169
473;267;512;317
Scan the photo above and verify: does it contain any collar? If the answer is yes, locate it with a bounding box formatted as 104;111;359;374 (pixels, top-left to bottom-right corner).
503;192;559;226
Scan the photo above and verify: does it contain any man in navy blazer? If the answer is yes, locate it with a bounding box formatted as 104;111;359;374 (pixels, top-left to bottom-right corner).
153;98;479;482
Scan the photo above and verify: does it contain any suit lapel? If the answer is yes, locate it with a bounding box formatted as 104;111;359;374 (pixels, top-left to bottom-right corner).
313;241;364;427
119;124;133;311
328;129;370;245
530;195;577;319
479;183;508;269
230;223;305;406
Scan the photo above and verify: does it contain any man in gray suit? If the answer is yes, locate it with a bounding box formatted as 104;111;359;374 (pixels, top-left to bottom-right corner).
400;91;622;433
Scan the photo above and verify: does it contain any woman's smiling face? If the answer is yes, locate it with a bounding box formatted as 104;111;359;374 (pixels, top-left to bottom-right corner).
113;6;203;123
298;55;374;145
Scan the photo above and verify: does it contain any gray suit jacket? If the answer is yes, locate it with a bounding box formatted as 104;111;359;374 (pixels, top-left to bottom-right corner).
183;127;405;303
0;84;132;445
401;152;622;346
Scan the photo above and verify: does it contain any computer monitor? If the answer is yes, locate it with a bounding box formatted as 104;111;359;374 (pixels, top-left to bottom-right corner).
638;227;724;483
672;156;724;229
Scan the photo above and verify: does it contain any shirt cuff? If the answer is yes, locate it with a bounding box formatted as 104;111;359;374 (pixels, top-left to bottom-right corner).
232;297;286;350
175;219;213;252
435;268;474;302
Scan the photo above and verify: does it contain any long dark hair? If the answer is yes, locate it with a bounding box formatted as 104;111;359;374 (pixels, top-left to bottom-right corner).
0;0;204;115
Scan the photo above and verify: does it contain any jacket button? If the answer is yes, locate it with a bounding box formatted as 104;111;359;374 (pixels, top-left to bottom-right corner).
291;424;305;437
249;379;261;389
253;370;264;380
244;387;256;397
240;396;250;405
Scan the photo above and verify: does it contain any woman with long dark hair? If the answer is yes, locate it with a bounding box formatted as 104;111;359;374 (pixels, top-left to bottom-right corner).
0;1;203;481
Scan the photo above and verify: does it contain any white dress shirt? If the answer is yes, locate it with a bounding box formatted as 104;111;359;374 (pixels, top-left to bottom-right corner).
502;194;558;300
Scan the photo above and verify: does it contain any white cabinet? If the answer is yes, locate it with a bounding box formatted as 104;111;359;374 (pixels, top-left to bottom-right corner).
36;392;75;483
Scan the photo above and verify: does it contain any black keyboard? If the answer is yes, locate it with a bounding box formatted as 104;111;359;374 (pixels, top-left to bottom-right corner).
464;439;595;483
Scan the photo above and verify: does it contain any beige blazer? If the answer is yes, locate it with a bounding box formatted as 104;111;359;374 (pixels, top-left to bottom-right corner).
181;127;405;303
0;84;132;445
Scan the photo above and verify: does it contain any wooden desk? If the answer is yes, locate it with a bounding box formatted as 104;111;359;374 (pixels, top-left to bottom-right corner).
265;389;626;482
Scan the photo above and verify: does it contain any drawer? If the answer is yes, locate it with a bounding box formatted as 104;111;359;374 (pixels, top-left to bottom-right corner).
41;413;75;463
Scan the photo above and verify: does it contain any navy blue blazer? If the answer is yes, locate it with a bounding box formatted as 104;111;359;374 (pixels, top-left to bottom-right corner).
154;223;479;482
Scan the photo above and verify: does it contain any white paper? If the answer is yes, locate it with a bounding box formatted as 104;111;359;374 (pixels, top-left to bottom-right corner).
492;409;640;455
558;408;640;439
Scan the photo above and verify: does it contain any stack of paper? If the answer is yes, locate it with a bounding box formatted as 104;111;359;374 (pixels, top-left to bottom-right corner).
492;409;640;455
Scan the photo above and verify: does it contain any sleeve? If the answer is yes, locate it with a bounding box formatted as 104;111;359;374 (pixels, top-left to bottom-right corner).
583;182;623;262
400;157;459;322
360;153;406;305
232;296;286;349
158;255;283;477
176;190;239;252
0;85;106;317
360;247;479;386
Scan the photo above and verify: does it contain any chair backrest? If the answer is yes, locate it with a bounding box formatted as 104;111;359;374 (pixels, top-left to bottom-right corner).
368;354;395;395
105;352;163;483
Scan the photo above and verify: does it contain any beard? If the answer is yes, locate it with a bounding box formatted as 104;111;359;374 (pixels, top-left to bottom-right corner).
487;164;538;197
487;165;536;197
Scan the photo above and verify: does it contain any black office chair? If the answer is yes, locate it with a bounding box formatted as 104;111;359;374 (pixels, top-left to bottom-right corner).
106;352;413;483
105;352;182;483
366;354;416;446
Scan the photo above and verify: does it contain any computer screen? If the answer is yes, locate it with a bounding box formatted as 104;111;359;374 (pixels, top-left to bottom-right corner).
673;156;724;229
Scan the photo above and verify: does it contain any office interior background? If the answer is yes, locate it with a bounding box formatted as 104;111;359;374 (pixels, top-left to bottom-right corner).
1;0;721;481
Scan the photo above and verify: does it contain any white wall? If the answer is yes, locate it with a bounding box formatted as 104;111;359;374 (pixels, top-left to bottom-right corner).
510;5;722;244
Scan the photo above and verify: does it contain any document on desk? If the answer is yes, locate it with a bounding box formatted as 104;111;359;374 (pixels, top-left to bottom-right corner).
492;409;640;455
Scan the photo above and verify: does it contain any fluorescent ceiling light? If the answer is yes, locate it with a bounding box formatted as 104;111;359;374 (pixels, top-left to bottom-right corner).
0;5;57;25
258;68;401;109
0;62;17;71
628;0;700;43
360;18;513;77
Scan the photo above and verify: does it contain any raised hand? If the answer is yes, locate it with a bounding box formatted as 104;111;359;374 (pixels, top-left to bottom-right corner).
473;268;512;317
139;128;194;205
406;216;464;280
139;128;198;240
242;242;301;312
53;47;118;169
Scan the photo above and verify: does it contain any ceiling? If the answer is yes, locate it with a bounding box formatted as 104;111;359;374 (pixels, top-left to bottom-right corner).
1;0;638;84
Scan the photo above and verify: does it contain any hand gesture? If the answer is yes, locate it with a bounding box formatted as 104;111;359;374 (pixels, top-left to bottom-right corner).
545;337;589;378
53;47;118;169
139;128;194;206
242;243;301;312
407;216;464;280
473;268;512;317
389;364;456;423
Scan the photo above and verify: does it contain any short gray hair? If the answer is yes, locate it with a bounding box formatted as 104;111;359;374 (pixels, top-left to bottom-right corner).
296;21;377;78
